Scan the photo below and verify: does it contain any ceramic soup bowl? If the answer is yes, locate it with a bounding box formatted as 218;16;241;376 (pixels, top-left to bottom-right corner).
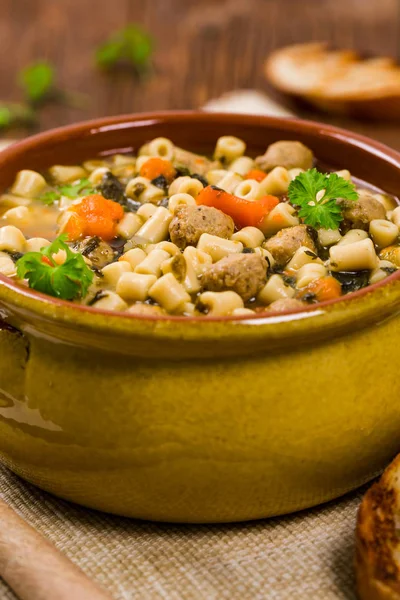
0;112;399;523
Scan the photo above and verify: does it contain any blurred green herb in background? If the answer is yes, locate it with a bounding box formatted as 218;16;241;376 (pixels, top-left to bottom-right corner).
18;62;55;104
0;103;36;129
96;24;153;75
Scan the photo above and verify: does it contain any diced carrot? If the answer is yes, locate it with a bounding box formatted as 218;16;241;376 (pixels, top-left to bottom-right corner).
245;169;267;182
64;194;124;241
196;185;279;230
299;276;342;302
139;157;176;182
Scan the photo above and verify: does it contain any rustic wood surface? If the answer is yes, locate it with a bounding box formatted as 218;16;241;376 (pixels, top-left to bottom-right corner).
0;0;400;148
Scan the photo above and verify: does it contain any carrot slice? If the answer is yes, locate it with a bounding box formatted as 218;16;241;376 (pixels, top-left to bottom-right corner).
65;194;124;241
299;276;342;302
139;158;176;182
245;169;267;182
196;185;279;230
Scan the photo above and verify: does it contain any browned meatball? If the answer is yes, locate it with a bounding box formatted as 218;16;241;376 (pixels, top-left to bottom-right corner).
340;193;386;231
264;225;317;266
169;205;234;249
201;253;268;301
268;298;308;313
174;147;220;175
255;141;314;172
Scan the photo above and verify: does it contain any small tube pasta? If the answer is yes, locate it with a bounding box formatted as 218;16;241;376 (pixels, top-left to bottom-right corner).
197;291;244;316
216;172;243;194
197;233;243;262
258;167;290;196
231;307;255;316
183;246;213;276
296;263;327;288
257;275;295;304
391;206;400;228
253;247;275;268
374;193;397;212
369;219;399;249
262;203;299;236
337;229;368;246
135;207;172;243
229;156;254;176
102;261;132;286
369;260;397;285
286;246;322;271
288;168;304;181
91;291;127;311
168;193;196;213
135;248;170;276
0;226;26;253
330;238;379;271
119;248;147;269
25;237;51;253
148;137;174;161
11;170;47;198
125;177;164;204
116;213;143;239
206;169;228;186
136;203;158;221
231;226;265;248
318;228;342;247
334;169;351;181
234;179;261;200
0;194;31;208
149;273;190;312
2;206;30;224
116;272;157;302
214;136;246;163
0;252;16;277
168;177;203;198
154;241;180;256
49;165;87;184
88;167;110;185
83;159;107;172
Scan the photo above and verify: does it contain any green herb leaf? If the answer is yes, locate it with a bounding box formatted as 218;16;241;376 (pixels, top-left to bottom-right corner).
0;103;36;129
39;178;96;205
95;24;153;72
288;168;359;229
16;234;94;300
18;62;55;104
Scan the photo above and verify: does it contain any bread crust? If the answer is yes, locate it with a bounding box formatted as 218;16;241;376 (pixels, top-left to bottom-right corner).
356;455;400;599
265;43;400;120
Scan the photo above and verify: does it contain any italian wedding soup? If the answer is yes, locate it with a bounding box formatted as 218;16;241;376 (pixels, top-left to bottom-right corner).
0;136;399;317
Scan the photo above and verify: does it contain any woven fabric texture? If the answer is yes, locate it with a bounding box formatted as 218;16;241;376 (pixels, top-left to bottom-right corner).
0;464;365;600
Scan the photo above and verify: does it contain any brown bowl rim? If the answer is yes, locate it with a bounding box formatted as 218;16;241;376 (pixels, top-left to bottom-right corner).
1;109;400;324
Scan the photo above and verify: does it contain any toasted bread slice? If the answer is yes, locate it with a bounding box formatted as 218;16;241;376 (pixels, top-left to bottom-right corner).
265;43;400;119
356;454;400;599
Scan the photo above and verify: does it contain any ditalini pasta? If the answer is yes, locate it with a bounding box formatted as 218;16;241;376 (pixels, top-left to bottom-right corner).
0;137;398;317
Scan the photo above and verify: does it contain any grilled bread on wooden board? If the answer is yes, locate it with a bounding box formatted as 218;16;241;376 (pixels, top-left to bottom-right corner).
356;454;400;599
265;42;400;120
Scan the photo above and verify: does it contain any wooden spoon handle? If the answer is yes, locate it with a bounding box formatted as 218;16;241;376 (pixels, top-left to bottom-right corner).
0;498;112;600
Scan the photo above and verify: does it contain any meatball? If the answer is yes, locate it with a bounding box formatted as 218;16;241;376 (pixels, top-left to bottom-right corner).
264;225;317;266
255;141;314;172
174;147;220;176
268;298;308;313
340;192;386;231
169;205;234;249
77;236;115;269
201;253;268;301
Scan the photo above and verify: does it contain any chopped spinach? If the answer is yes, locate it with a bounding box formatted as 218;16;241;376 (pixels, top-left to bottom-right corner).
331;270;370;293
242;248;255;254
191;173;208;186
151;174;168;191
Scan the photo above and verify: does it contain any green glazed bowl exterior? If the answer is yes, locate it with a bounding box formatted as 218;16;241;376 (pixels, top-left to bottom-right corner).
0;112;399;523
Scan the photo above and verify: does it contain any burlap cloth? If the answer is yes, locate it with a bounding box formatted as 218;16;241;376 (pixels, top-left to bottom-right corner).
0;463;367;599
0;104;367;599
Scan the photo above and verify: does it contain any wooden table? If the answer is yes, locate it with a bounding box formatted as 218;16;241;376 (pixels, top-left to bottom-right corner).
1;0;400;148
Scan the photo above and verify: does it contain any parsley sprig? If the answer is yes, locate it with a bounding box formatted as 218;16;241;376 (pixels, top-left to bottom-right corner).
16;235;94;301
95;25;153;74
288;168;359;229
39;178;96;205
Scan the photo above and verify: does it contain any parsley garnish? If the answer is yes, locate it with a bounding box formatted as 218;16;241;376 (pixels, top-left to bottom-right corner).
288;168;359;229
39;179;96;205
95;25;153;74
16;235;94;301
